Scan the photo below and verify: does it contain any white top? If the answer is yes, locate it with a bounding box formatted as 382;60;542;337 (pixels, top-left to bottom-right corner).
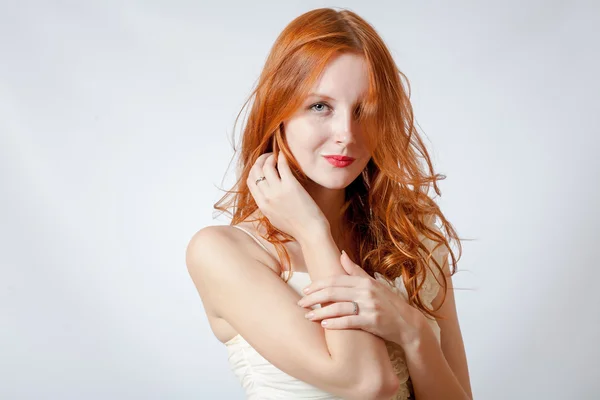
226;224;444;400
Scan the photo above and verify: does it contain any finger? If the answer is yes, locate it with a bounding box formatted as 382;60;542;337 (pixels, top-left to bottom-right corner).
247;156;271;200
250;153;272;179
249;153;273;190
321;315;365;330
254;152;273;169
249;170;270;192
250;154;273;187
276;151;294;181
262;154;281;184
297;287;356;307
341;250;370;278
302;275;363;295
247;173;268;209
305;301;357;321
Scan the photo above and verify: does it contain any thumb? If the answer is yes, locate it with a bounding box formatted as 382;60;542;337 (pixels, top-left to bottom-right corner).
340;250;367;276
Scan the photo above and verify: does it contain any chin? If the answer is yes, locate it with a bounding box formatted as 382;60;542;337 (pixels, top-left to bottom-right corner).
308;172;360;190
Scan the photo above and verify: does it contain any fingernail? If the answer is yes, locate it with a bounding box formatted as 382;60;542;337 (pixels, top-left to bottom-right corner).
304;312;314;319
321;320;328;326
302;287;310;293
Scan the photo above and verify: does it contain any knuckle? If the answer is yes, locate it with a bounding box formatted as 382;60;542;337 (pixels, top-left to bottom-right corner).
365;279;377;290
372;299;382;311
365;287;376;300
372;312;383;325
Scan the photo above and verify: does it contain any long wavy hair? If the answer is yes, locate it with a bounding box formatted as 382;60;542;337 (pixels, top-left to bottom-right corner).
213;7;463;320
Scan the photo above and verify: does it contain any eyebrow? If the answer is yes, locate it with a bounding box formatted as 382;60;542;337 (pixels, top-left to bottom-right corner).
307;92;336;101
307;92;364;104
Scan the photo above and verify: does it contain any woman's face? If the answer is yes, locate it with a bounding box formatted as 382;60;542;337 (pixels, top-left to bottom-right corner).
283;52;372;190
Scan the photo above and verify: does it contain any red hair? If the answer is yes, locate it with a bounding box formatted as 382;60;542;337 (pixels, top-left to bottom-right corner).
214;7;463;320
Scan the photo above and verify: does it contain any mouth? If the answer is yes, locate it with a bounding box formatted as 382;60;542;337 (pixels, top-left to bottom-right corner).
323;155;355;168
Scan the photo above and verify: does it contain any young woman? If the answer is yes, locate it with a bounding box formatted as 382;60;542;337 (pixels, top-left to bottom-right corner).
187;7;473;400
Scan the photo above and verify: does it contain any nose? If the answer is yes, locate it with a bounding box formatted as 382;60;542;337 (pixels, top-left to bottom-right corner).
333;110;358;145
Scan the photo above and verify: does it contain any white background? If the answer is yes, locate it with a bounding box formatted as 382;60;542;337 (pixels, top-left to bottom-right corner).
2;1;599;399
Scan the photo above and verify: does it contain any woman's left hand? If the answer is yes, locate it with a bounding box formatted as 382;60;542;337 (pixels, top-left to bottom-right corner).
297;251;431;349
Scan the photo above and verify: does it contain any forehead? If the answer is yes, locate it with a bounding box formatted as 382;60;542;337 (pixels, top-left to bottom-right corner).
309;52;369;102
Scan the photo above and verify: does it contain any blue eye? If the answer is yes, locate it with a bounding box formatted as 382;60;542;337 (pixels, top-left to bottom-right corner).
310;102;331;113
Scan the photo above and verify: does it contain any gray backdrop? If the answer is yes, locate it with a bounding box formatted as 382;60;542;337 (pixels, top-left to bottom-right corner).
2;0;598;399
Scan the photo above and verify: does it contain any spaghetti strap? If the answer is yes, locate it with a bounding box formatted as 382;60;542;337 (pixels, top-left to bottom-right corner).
231;225;309;280
231;225;271;253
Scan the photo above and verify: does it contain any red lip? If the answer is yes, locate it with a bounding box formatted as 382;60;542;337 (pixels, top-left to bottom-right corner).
323;155;355;167
323;155;355;161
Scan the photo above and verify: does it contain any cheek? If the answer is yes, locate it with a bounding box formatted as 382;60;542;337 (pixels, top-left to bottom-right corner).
285;119;327;155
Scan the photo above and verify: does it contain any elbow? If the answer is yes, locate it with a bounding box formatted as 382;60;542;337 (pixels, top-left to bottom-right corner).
327;356;400;400
357;374;400;400
374;377;401;400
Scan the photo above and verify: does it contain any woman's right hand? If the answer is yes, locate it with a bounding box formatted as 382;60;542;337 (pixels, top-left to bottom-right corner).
247;152;328;240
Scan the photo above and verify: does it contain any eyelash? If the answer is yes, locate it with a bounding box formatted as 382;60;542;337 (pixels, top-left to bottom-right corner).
309;102;363;118
309;102;331;113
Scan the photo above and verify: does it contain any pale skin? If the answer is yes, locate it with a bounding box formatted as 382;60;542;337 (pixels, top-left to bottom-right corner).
187;52;473;399
298;250;430;352
298;245;474;400
187;153;399;399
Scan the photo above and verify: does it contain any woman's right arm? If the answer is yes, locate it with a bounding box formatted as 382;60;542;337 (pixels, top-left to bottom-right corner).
186;225;398;400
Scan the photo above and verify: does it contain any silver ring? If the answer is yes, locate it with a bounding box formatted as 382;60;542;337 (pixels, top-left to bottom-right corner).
351;301;359;315
255;176;266;185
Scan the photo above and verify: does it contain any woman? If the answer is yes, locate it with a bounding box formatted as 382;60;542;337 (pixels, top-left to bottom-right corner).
187;7;473;400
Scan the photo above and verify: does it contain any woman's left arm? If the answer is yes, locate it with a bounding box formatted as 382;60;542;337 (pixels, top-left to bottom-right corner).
401;257;473;400
298;251;473;400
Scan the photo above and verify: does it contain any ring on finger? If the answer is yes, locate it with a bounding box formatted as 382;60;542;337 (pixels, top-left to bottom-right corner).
351;301;359;315
255;176;266;185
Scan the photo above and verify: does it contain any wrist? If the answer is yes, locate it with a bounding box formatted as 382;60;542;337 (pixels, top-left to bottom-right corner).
296;222;331;248
402;318;438;358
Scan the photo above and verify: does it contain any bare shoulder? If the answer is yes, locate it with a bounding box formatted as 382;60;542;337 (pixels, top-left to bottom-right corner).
186;225;241;260
185;224;402;397
185;224;280;285
186;225;232;274
184;224;354;395
187;224;238;247
185;225;279;315
186;224;280;275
